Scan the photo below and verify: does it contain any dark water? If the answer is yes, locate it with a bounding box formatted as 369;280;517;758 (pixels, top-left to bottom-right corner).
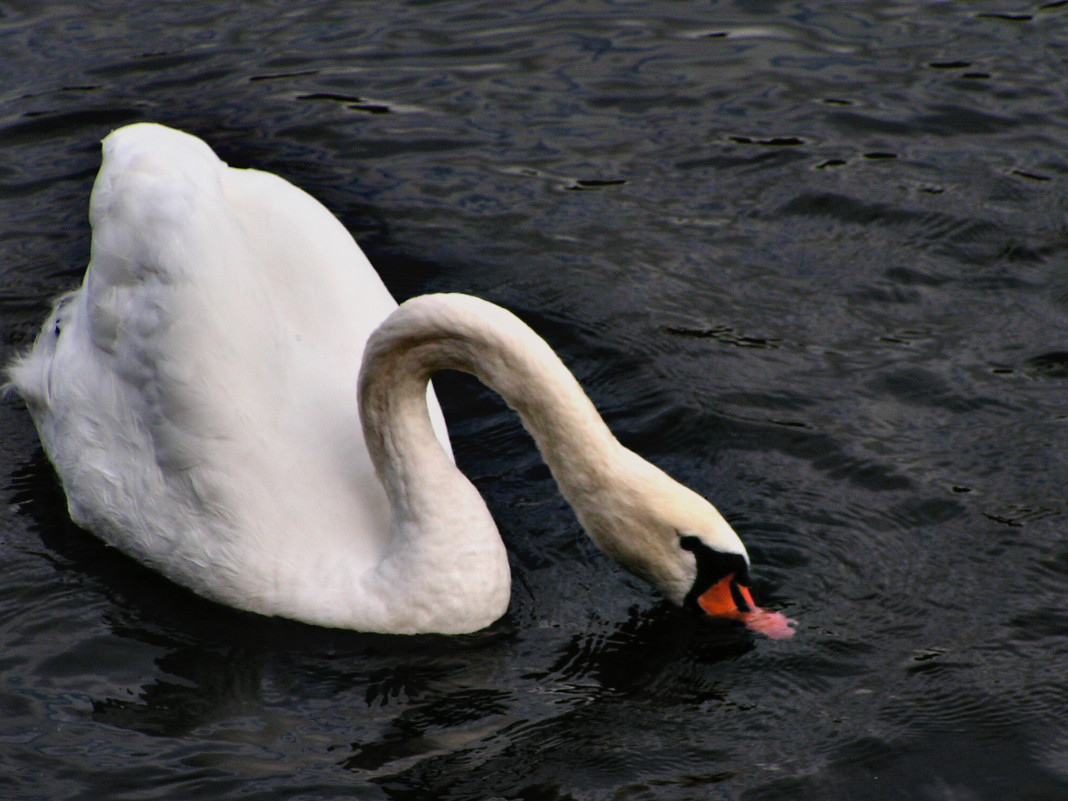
2;1;1068;798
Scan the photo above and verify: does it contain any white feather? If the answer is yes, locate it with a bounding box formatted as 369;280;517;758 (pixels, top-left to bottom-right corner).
8;123;752;635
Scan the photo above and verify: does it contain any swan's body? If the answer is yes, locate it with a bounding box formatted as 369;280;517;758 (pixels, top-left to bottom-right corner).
8;124;793;637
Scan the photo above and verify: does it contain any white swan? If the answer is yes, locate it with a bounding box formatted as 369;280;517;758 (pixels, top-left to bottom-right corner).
7;123;794;638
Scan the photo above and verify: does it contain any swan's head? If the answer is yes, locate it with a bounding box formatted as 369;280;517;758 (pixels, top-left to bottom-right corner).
676;530;795;639
580;455;795;639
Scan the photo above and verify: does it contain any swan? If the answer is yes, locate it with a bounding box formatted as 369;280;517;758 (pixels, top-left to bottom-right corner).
6;123;794;638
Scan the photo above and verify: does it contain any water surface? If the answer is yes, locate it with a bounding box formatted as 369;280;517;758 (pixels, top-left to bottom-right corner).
2;2;1067;799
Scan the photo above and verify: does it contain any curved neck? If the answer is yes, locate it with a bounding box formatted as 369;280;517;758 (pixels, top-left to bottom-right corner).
358;294;623;530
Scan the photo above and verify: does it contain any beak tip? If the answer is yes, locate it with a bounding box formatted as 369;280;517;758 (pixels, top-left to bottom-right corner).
742;607;797;640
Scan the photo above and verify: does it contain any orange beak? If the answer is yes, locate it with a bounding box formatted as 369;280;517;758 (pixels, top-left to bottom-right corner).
697;574;796;639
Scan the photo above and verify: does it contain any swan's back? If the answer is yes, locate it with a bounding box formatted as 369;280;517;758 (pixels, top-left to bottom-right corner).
9;124;448;623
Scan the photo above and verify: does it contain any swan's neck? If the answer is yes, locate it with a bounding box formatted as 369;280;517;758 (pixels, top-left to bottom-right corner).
359;294;624;550
358;295;648;633
357;294;733;634
357;293;726;634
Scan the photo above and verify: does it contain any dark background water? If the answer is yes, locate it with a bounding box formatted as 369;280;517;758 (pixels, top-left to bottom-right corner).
2;1;1067;799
